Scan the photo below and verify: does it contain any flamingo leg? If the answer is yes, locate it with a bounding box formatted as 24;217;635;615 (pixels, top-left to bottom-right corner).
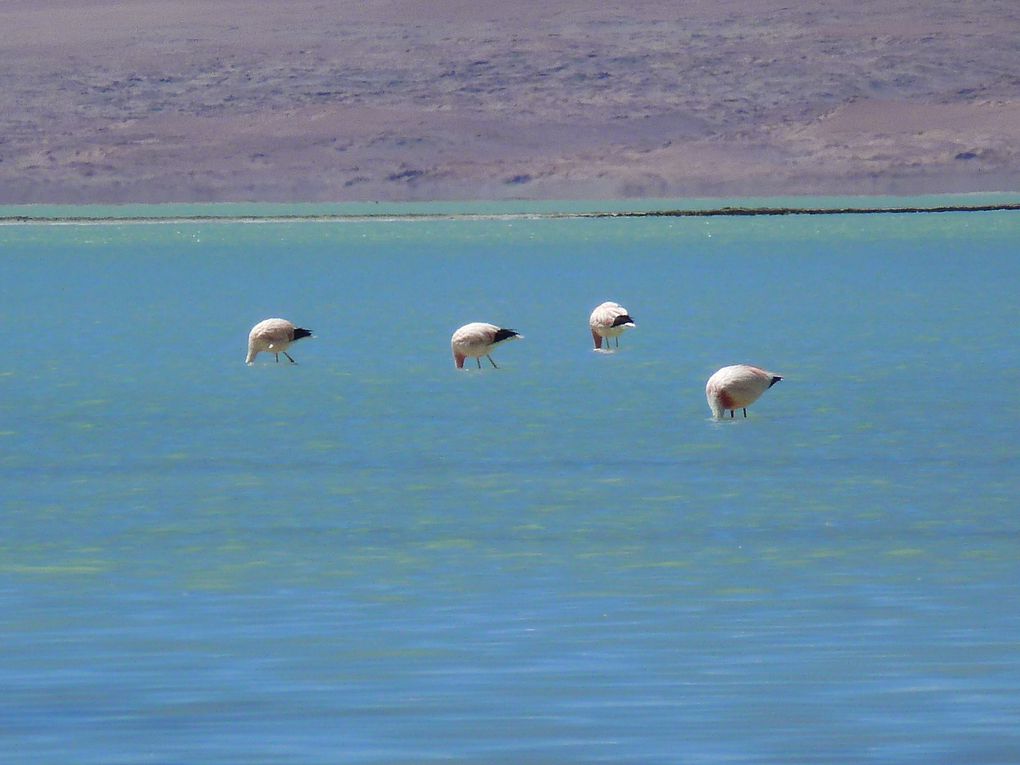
274;353;280;363
476;357;482;369
743;408;748;418
283;351;296;363
487;354;499;369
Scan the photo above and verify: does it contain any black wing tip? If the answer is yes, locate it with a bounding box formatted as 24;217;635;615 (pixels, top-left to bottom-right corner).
493;328;521;343
293;327;313;340
770;375;782;387
611;314;635;327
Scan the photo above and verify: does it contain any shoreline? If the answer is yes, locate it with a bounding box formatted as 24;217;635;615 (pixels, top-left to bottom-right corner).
3;194;1018;225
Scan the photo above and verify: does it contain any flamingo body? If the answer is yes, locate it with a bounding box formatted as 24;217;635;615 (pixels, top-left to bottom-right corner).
706;364;782;418
589;301;636;350
451;322;522;368
246;318;312;364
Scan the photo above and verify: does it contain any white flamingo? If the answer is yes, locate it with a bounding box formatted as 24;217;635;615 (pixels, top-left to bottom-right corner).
706;364;782;418
451;322;523;369
589;301;636;350
246;318;312;365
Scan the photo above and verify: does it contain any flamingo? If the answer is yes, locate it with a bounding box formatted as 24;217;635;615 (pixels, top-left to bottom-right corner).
246;318;312;365
706;364;782;418
451;322;523;368
589;301;636;350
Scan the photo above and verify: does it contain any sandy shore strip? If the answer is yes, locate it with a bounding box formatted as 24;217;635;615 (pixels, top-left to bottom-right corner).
4;196;1018;226
2;0;1018;204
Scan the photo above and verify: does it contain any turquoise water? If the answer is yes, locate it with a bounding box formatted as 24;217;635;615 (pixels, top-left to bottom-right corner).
2;202;1019;763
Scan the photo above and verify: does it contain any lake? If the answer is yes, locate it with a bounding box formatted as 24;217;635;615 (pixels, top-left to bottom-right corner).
1;197;1019;763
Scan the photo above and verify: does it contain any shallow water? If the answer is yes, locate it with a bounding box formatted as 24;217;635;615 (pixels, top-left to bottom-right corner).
2;201;1019;763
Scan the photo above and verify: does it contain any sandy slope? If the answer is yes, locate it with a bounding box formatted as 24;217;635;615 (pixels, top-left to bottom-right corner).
1;0;1017;203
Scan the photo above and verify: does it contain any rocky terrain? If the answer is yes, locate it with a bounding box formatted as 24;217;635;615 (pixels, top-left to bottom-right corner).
1;0;1017;203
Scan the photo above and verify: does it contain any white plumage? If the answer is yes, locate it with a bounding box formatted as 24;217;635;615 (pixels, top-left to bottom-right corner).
589;301;636;350
706;364;783;418
451;322;523;369
246;318;312;365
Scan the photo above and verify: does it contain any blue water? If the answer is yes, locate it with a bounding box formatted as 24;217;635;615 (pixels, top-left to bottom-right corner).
2;201;1019;764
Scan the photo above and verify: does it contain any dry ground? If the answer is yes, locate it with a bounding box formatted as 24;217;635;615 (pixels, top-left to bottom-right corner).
1;0;1018;203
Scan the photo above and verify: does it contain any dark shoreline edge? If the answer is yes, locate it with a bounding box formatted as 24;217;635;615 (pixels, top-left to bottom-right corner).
595;203;1020;218
1;202;1018;225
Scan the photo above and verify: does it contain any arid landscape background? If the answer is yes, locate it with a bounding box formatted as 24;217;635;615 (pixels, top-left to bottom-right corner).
2;0;1018;203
